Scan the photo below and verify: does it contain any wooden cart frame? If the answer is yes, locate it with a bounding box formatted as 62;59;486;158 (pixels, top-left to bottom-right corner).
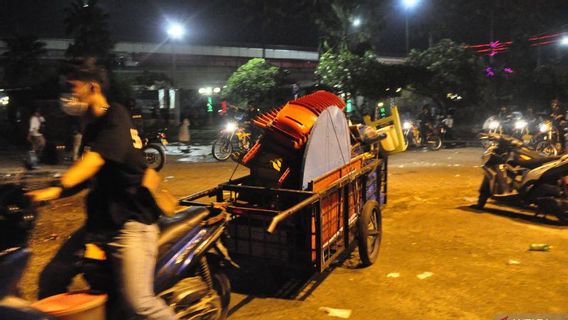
180;151;387;273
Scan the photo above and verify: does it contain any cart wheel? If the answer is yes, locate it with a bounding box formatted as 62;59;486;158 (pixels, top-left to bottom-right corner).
358;200;382;267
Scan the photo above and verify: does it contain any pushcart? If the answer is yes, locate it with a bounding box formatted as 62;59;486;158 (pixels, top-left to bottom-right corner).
179;149;386;274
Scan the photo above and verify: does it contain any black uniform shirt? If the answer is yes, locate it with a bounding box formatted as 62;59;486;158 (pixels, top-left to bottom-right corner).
82;103;162;235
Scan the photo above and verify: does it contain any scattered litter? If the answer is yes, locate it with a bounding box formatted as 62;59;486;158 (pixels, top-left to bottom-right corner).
386;273;400;278
165;176;175;179
453;164;461;167
529;244;550;252
417;272;433;280
463;197;477;203
455;174;461;177
507;259;521;265
398;165;405;168
44;234;58;241
319;307;352;319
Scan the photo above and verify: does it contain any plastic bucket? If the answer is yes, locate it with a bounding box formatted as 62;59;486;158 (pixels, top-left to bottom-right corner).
32;292;107;320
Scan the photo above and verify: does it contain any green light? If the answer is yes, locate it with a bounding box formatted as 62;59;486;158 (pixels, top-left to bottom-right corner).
207;96;213;112
346;99;352;113
379;107;387;118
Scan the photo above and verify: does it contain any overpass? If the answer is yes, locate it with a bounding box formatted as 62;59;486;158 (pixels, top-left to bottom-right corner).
0;38;406;90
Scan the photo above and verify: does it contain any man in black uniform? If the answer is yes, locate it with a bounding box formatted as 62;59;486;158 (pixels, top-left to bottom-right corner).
27;58;176;319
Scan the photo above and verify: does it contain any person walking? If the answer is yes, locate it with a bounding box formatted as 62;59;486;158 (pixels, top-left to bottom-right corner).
178;117;191;153
28;109;46;156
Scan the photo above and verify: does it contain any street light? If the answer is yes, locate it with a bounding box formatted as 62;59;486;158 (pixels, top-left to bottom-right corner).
560;36;568;46
352;17;362;28
402;0;420;54
165;22;186;86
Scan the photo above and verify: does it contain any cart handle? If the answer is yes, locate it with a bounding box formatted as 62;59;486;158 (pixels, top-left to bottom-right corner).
267;192;320;234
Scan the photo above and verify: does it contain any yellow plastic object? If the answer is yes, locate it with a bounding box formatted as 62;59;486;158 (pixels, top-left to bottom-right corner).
363;106;407;154
32;292;107;320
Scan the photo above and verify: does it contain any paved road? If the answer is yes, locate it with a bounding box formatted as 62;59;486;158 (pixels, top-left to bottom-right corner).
12;147;568;320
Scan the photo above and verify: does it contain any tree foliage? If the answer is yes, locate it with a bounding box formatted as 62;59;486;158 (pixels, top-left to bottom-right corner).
309;0;385;52
316;49;416;117
64;0;114;59
223;58;283;109
1;35;47;88
406;39;484;110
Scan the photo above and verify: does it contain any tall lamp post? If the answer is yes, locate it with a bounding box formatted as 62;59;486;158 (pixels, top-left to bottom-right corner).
166;22;186;86
402;0;420;55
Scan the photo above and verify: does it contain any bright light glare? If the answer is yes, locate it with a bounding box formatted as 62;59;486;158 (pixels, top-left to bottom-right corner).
352;17;362;27
514;120;527;130
403;121;412;130
540;123;551;133
225;122;237;132
199;87;213;95
488;121;500;130
167;23;185;39
402;0;419;9
213;87;221;93
560;36;568;46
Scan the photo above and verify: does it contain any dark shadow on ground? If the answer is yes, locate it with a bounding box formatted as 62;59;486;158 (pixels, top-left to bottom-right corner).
459;204;566;228
225;256;334;302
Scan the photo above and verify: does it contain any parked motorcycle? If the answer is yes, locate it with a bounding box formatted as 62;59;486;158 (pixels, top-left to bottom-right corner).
143;128;168;171
0;184;233;319
531;119;562;156
212;121;253;161
402;120;442;151
476;133;568;223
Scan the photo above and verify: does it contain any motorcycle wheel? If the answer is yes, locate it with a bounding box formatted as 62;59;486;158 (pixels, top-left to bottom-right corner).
427;135;443;151
143;144;165;171
358;200;382;267
535;140;558;156
212;138;232;161
212;271;231;320
476;177;491;209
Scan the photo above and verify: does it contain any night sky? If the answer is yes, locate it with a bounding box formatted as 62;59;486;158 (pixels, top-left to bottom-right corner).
2;1;566;57
0;1;321;47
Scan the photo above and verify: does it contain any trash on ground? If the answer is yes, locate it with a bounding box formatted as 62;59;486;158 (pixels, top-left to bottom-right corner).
507;259;521;265
528;244;550;252
319;307;352;319
417;272;433;279
386;272;400;278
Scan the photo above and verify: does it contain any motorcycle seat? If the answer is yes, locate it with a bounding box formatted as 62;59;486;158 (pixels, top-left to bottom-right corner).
157;206;210;252
511;155;561;169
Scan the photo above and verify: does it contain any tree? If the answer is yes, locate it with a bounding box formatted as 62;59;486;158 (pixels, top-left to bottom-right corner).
316;49;415;118
309;0;386;52
1;35;46;88
223;58;284;109
64;0;114;59
406;39;484;110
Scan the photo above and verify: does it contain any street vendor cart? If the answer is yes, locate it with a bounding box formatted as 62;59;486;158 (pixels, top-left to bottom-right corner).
180;91;405;274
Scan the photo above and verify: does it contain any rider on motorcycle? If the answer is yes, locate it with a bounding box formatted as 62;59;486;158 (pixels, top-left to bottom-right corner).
26;57;176;319
550;99;567;153
417;104;434;145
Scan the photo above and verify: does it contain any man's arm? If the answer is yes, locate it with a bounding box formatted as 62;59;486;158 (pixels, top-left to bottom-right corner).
26;151;105;201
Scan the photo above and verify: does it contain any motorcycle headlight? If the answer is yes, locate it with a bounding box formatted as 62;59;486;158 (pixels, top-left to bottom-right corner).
225;122;237;132
539;123;551;133
403;121;412;130
488;121;500;130
514;120;527;130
